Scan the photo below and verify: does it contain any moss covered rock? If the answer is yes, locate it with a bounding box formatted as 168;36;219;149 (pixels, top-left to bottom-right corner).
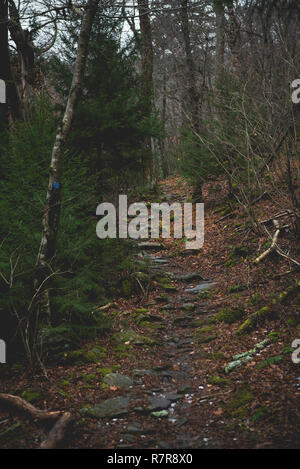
112;329;158;346
216;307;244;324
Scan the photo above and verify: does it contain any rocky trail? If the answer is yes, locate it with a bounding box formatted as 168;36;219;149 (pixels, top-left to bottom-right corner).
1;178;300;449
72;187;225;449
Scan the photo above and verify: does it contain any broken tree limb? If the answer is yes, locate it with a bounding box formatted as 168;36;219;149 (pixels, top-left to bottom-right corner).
253;220;280;264
40;412;72;449
0;393;63;421
260;209;294;225
237;280;300;334
254;218;300;267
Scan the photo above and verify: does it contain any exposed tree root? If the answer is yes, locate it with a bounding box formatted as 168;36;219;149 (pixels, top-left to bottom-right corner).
0;393;72;449
40;412;73;449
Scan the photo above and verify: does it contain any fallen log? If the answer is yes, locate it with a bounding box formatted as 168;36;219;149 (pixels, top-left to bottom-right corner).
237;280;300;334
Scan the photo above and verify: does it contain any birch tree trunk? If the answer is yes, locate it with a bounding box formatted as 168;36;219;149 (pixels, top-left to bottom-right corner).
34;0;99;327
137;0;154;186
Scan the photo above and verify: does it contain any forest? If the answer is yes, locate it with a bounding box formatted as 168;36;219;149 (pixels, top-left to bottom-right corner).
0;0;299;451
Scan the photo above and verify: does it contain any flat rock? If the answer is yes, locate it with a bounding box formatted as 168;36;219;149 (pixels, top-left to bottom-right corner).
80;396;130;419
164;393;184;401
176;273;204;282
103;373;133;389
146;396;171;412
125;423;144;434
133;369;156;376
185;281;216;294
152;258;168;264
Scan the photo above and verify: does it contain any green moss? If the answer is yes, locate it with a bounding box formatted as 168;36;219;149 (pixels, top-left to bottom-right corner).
282;344;294;354
257;355;282;369
251;407;268;422
97;365;120;376
237;306;271;335
237;318;252;335
208;374;231;386
228;284;247;294
213;351;225;359
257;306;270;318
249;293;261;304
61;380;70;387
225;245;250;267
81;373;98;383
21;388;44;403
85;346;107;363
190;319;205;328
158;283;178;292
135;308;149;313
66;345;107;365
225;388;253;418
287;318;298;327
198;334;218;344
225;259;237;268
206;316;217;324
112;329;158;346
268;331;280;342
194;325;215;336
140;322;164;330
216;307;244;324
0;423;26;443
57;389;71;398
197;290;214;300
10;363;25;375
101;382;110;390
196;350;213;359
122;278;134;297
113;344;133;359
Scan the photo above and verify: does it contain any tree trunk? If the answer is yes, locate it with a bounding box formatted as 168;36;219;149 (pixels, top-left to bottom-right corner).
160;63;168;178
226;0;241;76
0;0;9;132
34;0;99;329
214;0;225;81
180;0;199;132
8;0;35;118
137;0;154;186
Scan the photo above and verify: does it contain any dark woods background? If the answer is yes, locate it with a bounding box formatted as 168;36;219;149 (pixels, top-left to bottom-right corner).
0;0;299;367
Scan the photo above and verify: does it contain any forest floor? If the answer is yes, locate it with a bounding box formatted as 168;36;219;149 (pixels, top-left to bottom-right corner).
1;175;300;449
